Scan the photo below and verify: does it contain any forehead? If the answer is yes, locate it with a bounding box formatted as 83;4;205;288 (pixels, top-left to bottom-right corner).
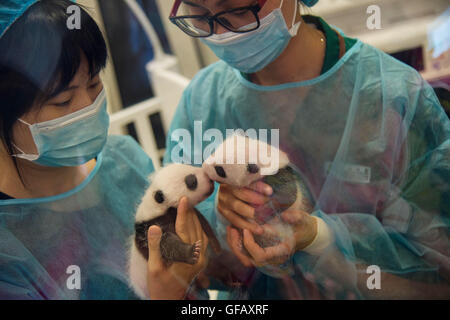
47;54;94;100
71;55;91;81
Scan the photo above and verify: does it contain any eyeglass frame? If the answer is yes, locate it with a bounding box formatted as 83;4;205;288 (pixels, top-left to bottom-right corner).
169;0;269;38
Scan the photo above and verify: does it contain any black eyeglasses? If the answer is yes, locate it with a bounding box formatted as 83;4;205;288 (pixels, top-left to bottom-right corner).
169;1;265;38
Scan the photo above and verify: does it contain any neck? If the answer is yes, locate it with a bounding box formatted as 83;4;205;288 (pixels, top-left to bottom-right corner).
250;17;326;86
0;143;95;199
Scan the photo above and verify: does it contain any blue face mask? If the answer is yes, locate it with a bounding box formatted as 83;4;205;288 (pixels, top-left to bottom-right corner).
13;88;110;167
201;0;301;74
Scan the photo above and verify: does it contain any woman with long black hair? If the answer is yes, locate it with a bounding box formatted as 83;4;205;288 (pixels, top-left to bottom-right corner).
0;0;208;299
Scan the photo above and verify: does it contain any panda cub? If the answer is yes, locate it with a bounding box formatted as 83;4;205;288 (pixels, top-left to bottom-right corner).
129;163;221;299
202;134;313;250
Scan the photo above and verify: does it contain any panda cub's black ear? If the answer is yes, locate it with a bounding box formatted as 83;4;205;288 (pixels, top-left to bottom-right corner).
154;190;165;203
185;174;198;190
247;164;259;174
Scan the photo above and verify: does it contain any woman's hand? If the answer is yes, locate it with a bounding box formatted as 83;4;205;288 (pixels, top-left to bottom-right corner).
146;197;209;300
217;182;273;235
227;209;318;268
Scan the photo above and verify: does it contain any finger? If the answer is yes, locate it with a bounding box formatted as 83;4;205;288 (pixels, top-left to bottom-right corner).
202;227;209;254
219;206;263;235
147;225;164;271
227;226;253;267
200;228;209;266
192;210;203;241
226;225;233;250
261;242;292;260
242;229;266;263
220;189;255;219
176;197;192;243
230;199;256;220
260;223;280;238
185;204;200;242
281;209;308;225
186;200;199;243
196;230;209;271
231;187;270;206
247;181;273;196
243;229;290;263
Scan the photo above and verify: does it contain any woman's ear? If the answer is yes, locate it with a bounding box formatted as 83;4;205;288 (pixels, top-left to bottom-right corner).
279;0;302;28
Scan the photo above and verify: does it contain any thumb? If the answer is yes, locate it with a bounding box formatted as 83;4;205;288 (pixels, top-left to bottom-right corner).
175;197;189;241
281;209;307;225
147;225;164;270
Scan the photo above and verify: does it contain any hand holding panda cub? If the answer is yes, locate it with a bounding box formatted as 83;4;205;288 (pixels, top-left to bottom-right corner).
129;164;221;299
129;135;334;298
203;134;333;268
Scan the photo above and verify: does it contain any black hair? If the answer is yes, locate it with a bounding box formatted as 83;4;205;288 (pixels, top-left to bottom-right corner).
0;0;107;182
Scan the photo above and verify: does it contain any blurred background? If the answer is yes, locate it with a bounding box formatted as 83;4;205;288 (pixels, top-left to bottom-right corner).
76;0;450;167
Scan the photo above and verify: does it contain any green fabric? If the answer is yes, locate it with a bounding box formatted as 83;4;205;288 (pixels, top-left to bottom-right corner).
304;15;357;74
240;15;357;80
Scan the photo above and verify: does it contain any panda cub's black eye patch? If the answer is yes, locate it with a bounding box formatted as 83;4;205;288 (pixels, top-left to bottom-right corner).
154;190;165;203
185;174;198;190
215;166;227;178
247;164;259;174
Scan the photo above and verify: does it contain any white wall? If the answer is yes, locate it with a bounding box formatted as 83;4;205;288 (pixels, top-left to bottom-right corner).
154;0;203;78
77;0;218;110
155;0;218;74
77;0;123;113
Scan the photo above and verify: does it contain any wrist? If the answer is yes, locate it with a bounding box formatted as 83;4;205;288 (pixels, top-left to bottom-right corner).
149;284;188;300
301;216;333;255
295;215;318;251
148;272;192;300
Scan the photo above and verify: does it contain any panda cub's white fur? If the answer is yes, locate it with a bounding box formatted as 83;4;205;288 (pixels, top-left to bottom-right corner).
203;134;313;250
128;163;217;299
203;133;291;187
134;164;214;223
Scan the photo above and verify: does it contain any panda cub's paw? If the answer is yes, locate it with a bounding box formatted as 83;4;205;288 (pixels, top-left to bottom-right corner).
189;240;202;264
129;164;222;298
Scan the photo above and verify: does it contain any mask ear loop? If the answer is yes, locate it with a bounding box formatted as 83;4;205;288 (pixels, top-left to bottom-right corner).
291;0;297;27
17;118;31;126
10;143;39;160
278;0;298;26
11;143;26;157
288;0;301;36
11;119;39;160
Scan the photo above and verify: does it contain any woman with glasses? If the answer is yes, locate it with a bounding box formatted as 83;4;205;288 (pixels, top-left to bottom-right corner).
159;0;450;299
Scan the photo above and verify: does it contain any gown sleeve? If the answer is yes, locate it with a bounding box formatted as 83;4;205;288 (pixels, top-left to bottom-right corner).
0;135;155;300
163;66;450;299
293;80;450;299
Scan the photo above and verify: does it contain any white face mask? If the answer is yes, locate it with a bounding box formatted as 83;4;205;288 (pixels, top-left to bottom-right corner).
13;88;110;167
201;0;301;73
